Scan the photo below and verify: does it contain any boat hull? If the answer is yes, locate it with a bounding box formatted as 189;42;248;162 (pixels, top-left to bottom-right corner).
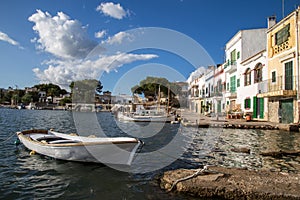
117;112;174;122
17;130;141;166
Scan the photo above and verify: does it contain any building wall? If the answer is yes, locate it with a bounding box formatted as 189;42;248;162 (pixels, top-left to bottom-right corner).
268;98;280;123
242;29;267;61
237;51;267;119
266;9;299;123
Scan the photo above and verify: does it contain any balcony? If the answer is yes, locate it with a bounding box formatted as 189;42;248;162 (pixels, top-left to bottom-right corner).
211;91;223;97
224;61;237;74
257;76;297;97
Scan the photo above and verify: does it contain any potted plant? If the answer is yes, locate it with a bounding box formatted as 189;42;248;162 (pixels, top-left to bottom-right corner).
245;113;251;122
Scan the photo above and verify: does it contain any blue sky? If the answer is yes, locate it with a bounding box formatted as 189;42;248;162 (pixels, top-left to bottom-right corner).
0;0;299;94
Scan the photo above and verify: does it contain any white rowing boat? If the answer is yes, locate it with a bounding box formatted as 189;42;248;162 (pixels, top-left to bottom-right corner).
17;129;142;166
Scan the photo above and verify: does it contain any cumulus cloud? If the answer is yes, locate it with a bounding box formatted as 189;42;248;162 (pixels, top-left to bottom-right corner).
29;10;158;89
33;53;158;89
103;31;133;45
28;10;97;59
95;30;107;39
96;2;128;19
0;31;23;48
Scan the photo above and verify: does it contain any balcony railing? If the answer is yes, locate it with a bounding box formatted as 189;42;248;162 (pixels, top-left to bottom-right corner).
258;76;297;94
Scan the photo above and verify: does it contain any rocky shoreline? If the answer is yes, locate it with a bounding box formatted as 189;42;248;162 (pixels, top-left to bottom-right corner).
160;166;300;199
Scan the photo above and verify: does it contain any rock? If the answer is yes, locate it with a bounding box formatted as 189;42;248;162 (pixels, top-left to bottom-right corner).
160;166;300;199
231;147;251;154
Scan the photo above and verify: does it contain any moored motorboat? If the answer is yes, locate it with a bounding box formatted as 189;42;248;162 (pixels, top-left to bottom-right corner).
16;129;142;166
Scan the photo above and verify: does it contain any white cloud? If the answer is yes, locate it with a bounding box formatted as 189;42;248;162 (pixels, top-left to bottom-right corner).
33;53;158;89
29;10;158;89
96;2;128;20
95;30;107;39
0;31;23;48
103;31;133;45
28;10;97;59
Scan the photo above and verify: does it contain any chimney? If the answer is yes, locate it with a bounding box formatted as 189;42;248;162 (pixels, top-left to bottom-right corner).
268;15;276;29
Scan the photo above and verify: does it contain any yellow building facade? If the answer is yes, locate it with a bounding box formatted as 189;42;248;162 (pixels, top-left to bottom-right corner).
260;8;300;123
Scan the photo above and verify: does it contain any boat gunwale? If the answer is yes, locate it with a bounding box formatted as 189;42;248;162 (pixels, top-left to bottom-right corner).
17;130;140;147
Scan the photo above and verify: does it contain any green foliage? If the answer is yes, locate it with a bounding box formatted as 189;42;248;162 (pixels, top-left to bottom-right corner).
72;79;103;103
69;79;103;94
33;83;65;97
59;97;72;106
131;76;181;98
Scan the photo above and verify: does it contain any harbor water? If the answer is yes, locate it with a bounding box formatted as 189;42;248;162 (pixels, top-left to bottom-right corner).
1;108;300;199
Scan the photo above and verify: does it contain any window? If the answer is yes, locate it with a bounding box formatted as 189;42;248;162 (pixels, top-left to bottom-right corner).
271;71;276;83
231;49;236;63
244;98;251;109
254;63;263;83
230;75;236;92
227;83;229;91
244;68;251;86
275;24;290;45
284;61;293;90
237;51;240;59
237;78;240;87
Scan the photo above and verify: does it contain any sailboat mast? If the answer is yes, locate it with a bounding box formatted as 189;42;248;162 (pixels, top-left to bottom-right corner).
167;85;170;114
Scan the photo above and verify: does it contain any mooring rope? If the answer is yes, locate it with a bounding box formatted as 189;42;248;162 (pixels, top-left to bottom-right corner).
168;165;209;192
0;132;17;145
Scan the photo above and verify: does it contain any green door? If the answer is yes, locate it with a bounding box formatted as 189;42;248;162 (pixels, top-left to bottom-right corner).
253;96;257;118
252;97;264;119
281;99;294;123
217;100;221;113
259;98;264;119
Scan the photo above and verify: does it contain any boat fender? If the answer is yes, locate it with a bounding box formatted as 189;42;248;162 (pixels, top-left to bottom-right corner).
14;139;20;146
30;150;36;155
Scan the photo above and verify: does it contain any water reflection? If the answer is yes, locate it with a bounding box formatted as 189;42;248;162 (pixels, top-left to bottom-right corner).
1;109;300;199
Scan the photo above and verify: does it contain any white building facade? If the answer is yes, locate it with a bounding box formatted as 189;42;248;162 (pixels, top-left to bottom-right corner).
224;29;267;115
239;50;268;119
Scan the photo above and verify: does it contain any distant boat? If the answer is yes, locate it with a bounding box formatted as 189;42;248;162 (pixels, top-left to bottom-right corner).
17;104;25;109
17;129;142;166
117;106;175;122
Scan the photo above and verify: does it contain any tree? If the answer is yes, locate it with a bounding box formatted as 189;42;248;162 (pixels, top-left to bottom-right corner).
131;76;181;99
72;79;103;103
21;93;33;104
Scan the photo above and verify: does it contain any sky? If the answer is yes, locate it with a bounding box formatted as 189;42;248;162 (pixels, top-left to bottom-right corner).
0;0;300;94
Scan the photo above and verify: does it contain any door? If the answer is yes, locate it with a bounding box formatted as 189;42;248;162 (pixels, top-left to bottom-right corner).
259;98;264;119
217;100;221;113
280;99;294;124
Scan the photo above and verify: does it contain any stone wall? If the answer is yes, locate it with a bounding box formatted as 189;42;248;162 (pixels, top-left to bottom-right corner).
268;98;279;123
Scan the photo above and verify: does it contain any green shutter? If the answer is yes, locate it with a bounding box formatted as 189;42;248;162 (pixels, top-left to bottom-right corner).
259;98;264;119
253;96;257;118
249;98;251;109
244;99;246;109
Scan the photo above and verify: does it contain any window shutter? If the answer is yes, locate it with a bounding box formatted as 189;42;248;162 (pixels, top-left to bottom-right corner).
260;98;264;118
253;96;257;118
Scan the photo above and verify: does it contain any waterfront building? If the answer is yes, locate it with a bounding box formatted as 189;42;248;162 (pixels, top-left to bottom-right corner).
240;50;268;120
188;74;201;113
212;64;226;114
187;67;206;113
224;28;267;115
204;66;215;114
258;9;300;123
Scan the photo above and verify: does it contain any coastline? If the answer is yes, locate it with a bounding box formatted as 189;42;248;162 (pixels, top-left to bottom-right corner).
160;166;300;199
179;109;300;132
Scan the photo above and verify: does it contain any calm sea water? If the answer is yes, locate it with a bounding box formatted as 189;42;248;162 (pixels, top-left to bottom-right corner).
1;108;300;199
